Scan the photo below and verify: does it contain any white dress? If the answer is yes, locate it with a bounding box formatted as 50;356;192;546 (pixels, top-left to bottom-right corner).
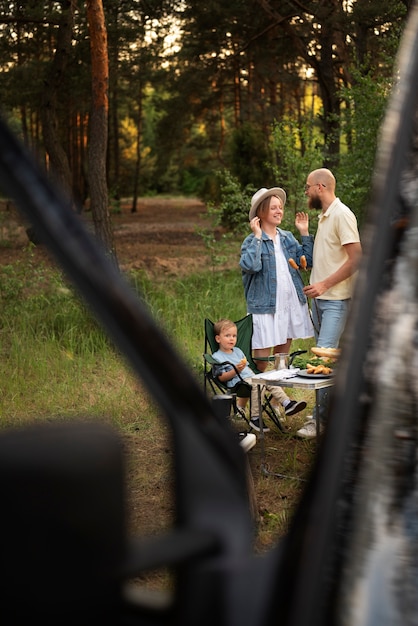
252;239;314;349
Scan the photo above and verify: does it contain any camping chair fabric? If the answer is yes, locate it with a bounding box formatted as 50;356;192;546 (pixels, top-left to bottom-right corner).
203;316;286;432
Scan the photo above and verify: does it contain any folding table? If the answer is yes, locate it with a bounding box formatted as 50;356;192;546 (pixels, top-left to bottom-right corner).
252;369;335;474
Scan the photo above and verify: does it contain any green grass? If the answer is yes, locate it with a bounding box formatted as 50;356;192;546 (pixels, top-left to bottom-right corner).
130;268;248;370
0;249;317;562
0;254;145;427
0;256;244;424
0;253;315;427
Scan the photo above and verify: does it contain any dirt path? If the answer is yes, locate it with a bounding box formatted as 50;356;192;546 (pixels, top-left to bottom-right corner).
113;197;211;277
0;197;211;277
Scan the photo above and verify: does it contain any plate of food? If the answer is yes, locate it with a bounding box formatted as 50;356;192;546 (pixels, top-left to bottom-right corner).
298;364;334;378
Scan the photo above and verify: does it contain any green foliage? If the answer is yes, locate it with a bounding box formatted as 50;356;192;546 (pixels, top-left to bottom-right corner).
193;63;389;234
206;170;256;234
0;0;408;202
227;122;272;188
270;117;324;212
269;68;390;230
205;62;391;240
195;226;230;272
179;167;208;196
129;268;247;373
202;166;307;243
109;189;122;214
196;170;254;268
336;69;392;228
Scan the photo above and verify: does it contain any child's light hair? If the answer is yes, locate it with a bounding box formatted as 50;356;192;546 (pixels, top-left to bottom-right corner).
213;318;236;336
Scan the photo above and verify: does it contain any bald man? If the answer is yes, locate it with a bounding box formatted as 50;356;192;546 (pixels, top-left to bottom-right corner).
297;168;362;439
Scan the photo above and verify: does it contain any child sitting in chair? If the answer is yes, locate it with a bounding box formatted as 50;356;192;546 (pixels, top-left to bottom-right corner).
212;318;306;432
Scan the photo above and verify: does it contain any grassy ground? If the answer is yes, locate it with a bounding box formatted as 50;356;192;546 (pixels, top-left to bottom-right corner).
0;197;318;593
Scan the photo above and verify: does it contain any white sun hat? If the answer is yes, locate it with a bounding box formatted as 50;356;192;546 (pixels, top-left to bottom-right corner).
249;187;287;221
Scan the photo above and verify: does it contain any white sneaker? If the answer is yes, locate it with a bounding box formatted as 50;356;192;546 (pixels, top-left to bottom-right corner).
296;420;323;439
238;432;257;453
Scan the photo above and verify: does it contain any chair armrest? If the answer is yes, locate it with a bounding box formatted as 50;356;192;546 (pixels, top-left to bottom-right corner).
203;353;218;365
203;354;246;383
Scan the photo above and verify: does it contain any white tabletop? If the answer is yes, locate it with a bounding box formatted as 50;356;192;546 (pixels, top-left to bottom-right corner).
251;369;334;390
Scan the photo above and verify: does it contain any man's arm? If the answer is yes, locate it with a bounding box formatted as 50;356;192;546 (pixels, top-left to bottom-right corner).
303;242;362;298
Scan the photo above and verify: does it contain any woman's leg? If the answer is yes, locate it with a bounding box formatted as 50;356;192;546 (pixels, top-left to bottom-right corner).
272;339;292;355
253;338;292;371
252;347;271;372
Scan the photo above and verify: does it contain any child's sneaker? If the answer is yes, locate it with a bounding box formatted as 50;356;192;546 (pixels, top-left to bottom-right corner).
284;400;307;416
249;417;270;433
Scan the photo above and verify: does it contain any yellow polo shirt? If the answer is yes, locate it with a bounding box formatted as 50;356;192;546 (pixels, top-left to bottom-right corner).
310;198;360;300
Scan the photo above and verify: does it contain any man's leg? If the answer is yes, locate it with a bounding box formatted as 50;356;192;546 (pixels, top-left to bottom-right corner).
314;299;350;349
312;299;350;425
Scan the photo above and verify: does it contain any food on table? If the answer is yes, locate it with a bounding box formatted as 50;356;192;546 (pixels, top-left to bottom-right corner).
306;363;333;375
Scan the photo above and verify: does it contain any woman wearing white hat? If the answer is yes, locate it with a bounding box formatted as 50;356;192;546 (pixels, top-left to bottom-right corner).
240;187;314;377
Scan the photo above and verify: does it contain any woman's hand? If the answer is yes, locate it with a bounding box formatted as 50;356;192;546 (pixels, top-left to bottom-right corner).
250;216;262;238
295;212;309;236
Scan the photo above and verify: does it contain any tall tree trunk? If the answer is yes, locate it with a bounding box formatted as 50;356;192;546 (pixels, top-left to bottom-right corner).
86;0;116;263
131;80;143;214
256;0;343;166
217;87;226;163
40;0;75;203
233;55;241;128
70;111;88;209
313;9;341;165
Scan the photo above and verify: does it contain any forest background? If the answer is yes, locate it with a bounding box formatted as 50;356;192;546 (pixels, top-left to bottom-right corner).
0;0;412;255
0;0;415;581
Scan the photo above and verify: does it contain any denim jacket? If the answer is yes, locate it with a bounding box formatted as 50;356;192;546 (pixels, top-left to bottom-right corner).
240;229;314;314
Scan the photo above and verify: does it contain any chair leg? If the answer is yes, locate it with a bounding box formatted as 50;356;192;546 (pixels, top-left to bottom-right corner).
231;394;251;428
245;456;259;525
263;395;287;434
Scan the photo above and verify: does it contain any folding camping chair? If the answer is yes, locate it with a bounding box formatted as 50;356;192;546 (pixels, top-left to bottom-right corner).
203;315;290;433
